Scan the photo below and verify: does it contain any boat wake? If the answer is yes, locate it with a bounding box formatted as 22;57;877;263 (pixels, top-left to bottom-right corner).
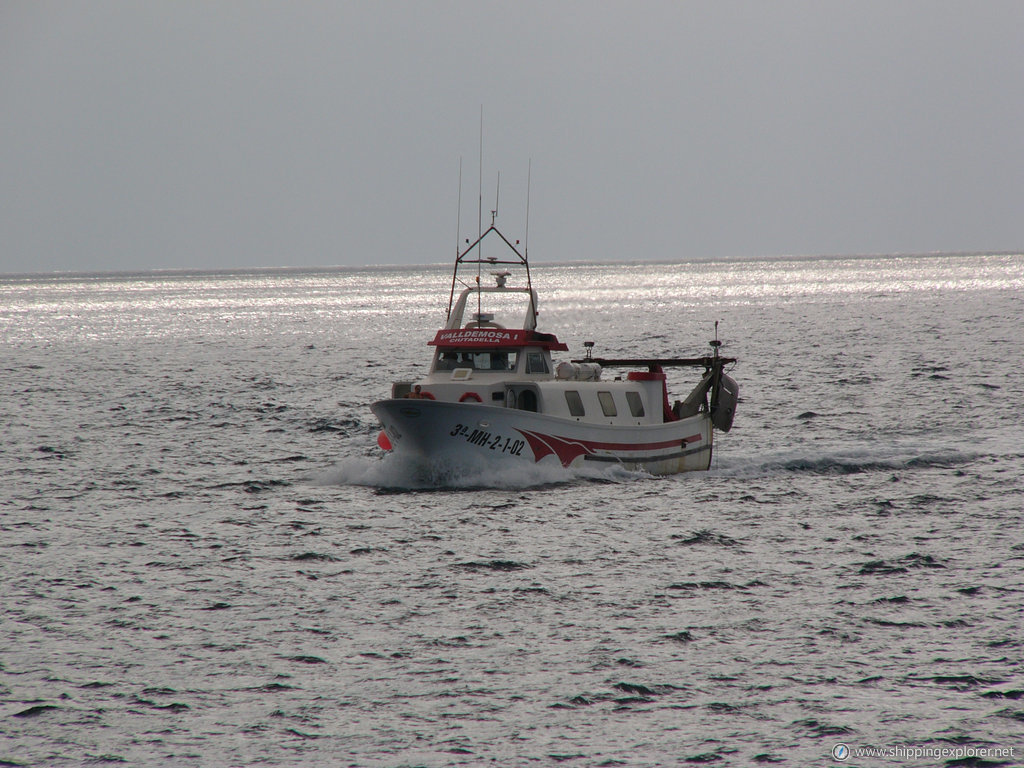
711;439;982;478
318;426;1014;488
316;453;651;491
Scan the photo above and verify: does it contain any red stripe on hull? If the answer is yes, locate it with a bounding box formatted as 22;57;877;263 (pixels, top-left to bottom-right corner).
516;428;703;468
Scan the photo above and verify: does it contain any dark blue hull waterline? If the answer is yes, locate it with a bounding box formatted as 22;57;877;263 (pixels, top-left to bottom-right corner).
2;254;1022;766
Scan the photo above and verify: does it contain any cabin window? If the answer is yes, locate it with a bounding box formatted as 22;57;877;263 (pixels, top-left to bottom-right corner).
436;351;459;370
436;349;516;371
479;350;515;370
626;391;645;417
565;390;585;417
598;391;617;417
526;352;549;374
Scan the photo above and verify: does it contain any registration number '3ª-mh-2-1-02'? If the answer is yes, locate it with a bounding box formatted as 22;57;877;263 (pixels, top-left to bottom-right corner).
449;423;525;455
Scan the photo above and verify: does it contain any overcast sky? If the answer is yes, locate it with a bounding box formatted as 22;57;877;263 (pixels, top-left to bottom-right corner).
2;1;1022;274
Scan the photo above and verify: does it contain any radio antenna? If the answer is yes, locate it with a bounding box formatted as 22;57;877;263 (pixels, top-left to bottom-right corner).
477;106;483;318
477;107;483;248
455;157;462;263
446;157;464;323
525;159;532;259
492;171;500;224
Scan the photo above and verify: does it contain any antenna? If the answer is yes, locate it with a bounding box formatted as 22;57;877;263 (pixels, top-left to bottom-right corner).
525;159;532;259
522;159;536;324
709;320;722;360
447;157;464;322
477;106;483;250
477;106;483;319
492;171;500;225
455;157;462;262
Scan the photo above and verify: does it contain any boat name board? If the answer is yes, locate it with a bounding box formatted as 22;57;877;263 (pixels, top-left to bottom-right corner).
430;328;567;350
431;329;530;347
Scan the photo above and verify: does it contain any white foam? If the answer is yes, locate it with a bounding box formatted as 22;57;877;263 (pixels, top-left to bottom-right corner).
314;452;651;490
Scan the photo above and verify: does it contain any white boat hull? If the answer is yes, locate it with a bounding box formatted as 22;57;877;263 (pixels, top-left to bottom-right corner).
371;399;713;476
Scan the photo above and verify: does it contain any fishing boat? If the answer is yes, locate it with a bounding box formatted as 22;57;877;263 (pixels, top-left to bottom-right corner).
370;221;738;476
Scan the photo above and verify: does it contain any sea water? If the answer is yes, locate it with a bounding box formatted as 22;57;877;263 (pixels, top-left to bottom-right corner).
1;254;1022;767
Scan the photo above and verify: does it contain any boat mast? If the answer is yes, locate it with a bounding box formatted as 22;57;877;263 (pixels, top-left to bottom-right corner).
477;107;484;321
455;157;462;265
524;159;535;322
445;224;535;324
524;159;531;260
447;158;464;322
443;123;537;326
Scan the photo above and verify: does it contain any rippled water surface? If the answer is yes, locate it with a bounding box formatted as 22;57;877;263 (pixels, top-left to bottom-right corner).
2;254;1023;767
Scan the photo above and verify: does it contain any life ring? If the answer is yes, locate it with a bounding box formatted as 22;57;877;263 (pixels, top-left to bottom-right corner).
419;391;435;400
459;391;483;403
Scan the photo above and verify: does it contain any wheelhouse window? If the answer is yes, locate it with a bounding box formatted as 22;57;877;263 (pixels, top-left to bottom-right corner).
598;391;617;417
435;349;516;371
565;390;585;417
625;391;645;417
526;351;549;374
